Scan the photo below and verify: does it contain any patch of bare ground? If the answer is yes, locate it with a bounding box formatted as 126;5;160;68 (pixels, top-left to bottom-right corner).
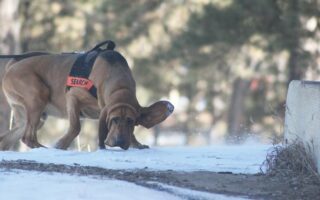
0;156;319;200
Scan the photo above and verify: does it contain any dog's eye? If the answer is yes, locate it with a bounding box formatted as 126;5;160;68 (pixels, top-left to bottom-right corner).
126;118;134;126
112;117;120;124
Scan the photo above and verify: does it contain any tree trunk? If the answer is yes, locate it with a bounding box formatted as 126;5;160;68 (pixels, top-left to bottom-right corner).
227;78;250;143
0;0;21;54
286;0;302;85
0;0;21;132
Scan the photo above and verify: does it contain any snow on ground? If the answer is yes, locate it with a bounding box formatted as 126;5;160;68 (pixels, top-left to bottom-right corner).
0;145;270;200
152;182;250;200
0;144;271;174
0;170;180;200
0;170;250;200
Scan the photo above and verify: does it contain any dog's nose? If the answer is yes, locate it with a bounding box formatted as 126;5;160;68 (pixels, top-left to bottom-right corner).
115;136;130;150
114;136;126;147
115;137;125;146
105;135;129;150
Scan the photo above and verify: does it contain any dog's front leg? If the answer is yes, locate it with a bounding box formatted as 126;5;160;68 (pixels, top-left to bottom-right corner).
55;95;81;150
130;133;149;149
98;107;108;149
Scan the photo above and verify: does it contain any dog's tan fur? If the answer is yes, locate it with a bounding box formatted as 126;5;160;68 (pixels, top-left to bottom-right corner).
0;50;173;150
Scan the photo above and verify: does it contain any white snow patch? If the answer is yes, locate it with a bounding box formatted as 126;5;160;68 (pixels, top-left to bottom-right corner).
0;145;271;173
150;182;251;200
0;170;181;200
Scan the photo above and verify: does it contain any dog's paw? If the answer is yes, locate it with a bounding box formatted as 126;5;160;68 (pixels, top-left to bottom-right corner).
54;143;67;150
99;145;106;150
132;143;149;149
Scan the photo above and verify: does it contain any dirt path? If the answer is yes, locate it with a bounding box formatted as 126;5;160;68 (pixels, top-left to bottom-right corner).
0;160;319;200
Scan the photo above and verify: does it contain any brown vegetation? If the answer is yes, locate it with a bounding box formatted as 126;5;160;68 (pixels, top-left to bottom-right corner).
261;140;319;183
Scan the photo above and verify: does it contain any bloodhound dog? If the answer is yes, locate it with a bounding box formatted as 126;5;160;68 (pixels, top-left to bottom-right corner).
0;41;174;150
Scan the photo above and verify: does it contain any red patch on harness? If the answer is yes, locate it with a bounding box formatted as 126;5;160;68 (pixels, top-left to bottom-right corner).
66;76;94;90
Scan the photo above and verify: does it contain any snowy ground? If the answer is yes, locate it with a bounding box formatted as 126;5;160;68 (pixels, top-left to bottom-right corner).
0;144;271;173
0;144;272;200
0;170;249;200
0;170;182;200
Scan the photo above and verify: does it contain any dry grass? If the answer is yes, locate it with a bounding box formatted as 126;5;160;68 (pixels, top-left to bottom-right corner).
261;140;319;182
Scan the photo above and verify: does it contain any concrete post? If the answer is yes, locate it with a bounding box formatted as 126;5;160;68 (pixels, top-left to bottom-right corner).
284;80;320;171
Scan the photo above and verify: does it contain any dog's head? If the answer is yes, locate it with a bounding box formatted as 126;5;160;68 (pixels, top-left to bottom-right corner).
99;101;174;150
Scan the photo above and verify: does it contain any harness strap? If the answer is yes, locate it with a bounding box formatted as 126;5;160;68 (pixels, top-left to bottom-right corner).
66;40;116;98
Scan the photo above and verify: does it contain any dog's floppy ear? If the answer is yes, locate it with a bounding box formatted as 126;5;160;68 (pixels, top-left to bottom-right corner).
137;101;174;129
98;107;108;149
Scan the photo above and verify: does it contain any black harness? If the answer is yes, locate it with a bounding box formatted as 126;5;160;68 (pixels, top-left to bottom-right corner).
66;40;116;98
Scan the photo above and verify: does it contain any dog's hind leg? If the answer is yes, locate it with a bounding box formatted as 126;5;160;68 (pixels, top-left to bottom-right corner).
0;105;26;150
21;91;49;148
55;94;81;150
6;78;49;149
0;127;23;150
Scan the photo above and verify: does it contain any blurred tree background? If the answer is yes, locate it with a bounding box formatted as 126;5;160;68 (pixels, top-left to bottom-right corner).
0;0;319;150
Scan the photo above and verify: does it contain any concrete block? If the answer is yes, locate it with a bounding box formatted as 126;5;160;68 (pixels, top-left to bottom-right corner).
284;80;320;171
